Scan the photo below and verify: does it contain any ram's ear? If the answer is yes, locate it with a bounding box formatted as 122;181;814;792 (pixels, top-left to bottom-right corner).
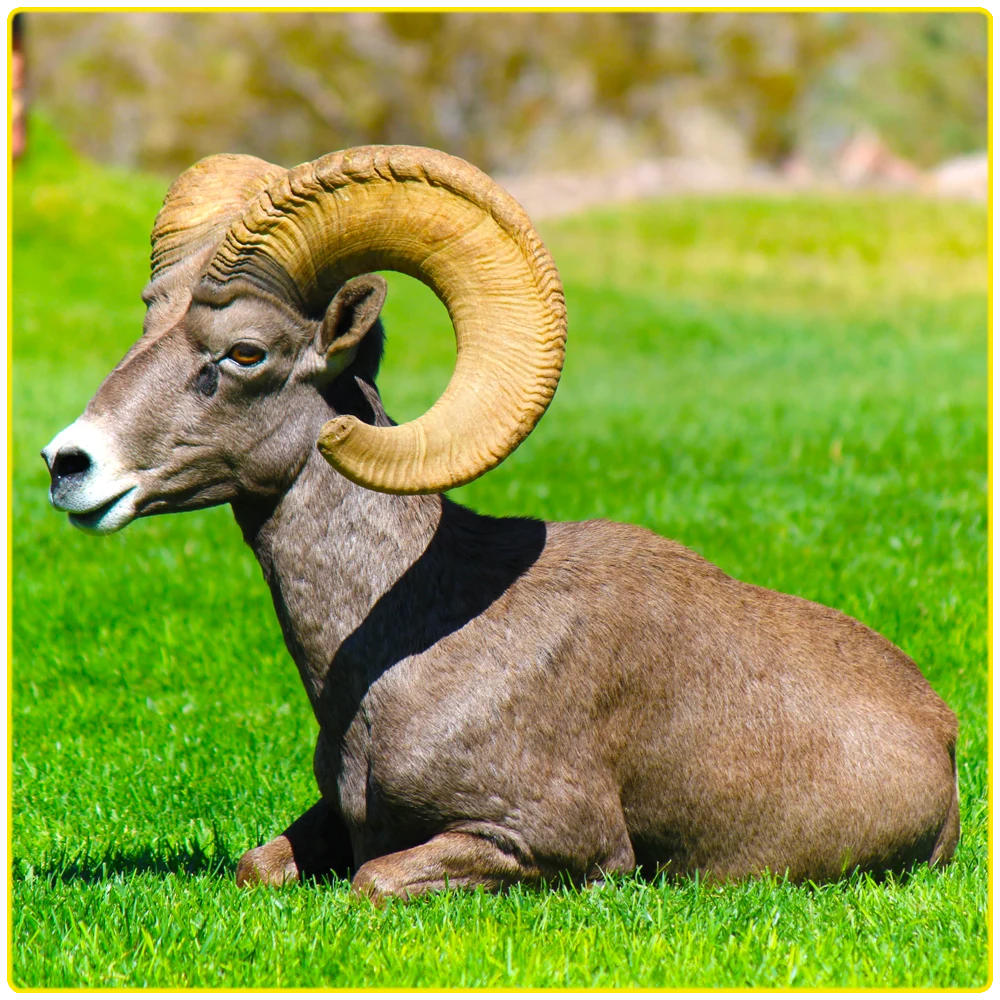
314;274;387;366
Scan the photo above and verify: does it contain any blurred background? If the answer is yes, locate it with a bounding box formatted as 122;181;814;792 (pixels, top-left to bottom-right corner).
13;10;989;206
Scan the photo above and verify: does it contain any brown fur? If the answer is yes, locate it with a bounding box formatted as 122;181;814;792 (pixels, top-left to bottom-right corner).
45;276;959;902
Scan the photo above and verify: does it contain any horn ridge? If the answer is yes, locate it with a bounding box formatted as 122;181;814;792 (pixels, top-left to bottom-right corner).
203;144;567;495
150;153;286;281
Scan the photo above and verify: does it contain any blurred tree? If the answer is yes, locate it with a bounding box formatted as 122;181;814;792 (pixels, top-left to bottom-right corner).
22;11;987;175
11;12;27;159
808;12;989;166
691;12;862;163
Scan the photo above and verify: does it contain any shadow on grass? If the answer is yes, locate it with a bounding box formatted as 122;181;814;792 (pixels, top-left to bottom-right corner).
14;838;237;884
15;834;950;891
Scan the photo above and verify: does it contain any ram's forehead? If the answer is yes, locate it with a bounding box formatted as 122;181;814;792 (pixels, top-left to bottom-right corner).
185;295;312;354
140;286;192;340
139;245;216;340
100;282;192;377
138;252;315;359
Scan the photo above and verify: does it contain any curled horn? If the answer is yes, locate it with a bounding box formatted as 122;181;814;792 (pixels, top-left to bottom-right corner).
151;153;286;281
197;145;567;496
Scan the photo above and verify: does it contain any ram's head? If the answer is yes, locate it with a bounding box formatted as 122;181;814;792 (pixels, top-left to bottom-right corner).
43;147;567;532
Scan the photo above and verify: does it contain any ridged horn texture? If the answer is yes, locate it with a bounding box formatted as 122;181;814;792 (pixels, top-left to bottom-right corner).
198;145;567;496
151;154;286;281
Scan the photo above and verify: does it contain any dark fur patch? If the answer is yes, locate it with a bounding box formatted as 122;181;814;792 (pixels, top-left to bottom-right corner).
325;318;393;426
193;363;219;397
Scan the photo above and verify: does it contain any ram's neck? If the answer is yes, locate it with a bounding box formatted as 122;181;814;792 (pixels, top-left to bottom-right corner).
232;445;443;709
232;419;548;734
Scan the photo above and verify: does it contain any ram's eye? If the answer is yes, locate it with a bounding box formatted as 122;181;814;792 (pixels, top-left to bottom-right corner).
226;342;267;367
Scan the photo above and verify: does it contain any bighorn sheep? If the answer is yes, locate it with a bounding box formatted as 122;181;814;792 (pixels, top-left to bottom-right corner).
43;146;958;901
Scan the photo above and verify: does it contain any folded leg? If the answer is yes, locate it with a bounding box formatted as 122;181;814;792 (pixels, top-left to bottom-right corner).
236;798;353;887
351;831;542;903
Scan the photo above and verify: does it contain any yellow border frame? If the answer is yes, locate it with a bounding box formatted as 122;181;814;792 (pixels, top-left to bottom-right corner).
4;4;996;995
0;3;993;10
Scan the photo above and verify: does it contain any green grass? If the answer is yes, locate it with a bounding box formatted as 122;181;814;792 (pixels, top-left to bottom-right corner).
11;122;989;989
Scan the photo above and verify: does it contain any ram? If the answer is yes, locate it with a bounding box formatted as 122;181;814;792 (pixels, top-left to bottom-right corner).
43;146;958;902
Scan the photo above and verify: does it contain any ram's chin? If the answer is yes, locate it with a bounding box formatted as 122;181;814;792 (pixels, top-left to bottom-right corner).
67;488;138;535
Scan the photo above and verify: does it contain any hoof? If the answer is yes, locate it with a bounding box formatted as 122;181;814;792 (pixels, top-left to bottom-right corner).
350;861;407;906
236;838;300;887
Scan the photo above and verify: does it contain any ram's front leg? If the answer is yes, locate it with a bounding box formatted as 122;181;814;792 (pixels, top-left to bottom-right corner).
236;798;353;887
351;831;543;904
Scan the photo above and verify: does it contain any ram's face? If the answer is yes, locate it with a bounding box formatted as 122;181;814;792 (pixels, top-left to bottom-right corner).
42;292;326;534
43;146;568;521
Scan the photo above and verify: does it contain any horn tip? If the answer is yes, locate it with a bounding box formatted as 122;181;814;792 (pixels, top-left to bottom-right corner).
317;416;358;457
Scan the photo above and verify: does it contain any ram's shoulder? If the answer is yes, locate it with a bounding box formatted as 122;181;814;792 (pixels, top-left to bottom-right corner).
537;518;731;589
544;517;716;562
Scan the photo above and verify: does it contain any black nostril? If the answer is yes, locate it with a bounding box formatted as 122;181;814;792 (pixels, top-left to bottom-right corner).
52;448;91;482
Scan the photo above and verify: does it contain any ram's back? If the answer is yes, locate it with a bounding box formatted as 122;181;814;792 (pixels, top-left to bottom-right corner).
508;518;959;880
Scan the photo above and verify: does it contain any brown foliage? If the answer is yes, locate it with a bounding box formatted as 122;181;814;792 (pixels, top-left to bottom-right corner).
24;12;987;174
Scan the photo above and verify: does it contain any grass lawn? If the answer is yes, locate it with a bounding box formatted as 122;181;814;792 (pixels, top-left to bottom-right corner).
11;123;989;989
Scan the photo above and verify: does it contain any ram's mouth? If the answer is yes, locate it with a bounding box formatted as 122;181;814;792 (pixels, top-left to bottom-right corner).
67;487;138;535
